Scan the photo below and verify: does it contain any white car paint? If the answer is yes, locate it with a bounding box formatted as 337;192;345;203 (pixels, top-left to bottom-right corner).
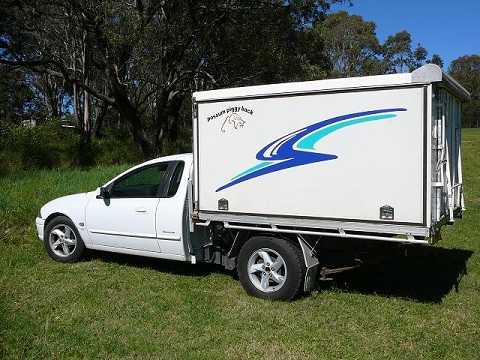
38;192;90;243
36;153;193;262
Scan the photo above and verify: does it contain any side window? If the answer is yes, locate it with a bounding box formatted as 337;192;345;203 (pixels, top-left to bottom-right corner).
110;163;170;198
167;161;185;197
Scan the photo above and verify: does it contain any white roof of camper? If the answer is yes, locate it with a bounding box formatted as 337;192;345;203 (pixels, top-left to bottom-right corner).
193;64;470;102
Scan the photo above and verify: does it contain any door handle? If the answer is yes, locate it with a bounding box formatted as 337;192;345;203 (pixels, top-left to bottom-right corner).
135;208;147;213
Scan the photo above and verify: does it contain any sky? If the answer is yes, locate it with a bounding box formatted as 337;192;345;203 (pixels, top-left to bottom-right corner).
330;0;480;69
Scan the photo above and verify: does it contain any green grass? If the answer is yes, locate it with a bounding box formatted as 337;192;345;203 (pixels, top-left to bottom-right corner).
1;130;480;359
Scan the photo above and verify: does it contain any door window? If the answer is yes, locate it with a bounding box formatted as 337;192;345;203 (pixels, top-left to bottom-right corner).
167;162;185;197
110;163;170;198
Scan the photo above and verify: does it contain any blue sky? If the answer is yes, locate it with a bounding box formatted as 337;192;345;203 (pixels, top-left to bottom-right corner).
331;0;480;69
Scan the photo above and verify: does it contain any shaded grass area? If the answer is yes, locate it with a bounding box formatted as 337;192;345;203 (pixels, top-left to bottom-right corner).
328;245;473;303
1;130;479;359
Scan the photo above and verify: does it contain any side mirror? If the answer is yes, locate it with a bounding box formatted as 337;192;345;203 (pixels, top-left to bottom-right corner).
96;187;110;199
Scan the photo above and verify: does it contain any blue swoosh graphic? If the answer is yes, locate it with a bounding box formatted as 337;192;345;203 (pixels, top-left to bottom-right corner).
216;108;406;192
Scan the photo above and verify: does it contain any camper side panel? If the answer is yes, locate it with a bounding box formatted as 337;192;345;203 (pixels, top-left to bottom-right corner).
195;86;426;224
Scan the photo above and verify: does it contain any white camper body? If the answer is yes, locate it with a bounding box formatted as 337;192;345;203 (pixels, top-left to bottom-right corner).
192;65;469;243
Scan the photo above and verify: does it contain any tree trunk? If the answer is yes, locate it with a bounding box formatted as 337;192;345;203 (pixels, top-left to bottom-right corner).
153;89;184;156
114;87;154;158
94;102;108;138
72;81;80;125
81;32;91;138
83;88;90;136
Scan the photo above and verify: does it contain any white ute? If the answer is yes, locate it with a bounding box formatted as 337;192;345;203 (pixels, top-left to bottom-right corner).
36;65;470;300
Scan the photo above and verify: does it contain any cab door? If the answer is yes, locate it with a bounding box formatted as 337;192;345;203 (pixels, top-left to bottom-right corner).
85;162;173;252
155;161;188;256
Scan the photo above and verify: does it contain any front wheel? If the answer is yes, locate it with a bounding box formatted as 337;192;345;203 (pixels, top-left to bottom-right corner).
44;216;85;262
237;236;306;300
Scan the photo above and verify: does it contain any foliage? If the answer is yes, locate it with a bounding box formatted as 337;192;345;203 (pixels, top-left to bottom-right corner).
428;54;444;69
0;120;143;174
0;129;479;358
382;31;429;73
92;129;144;165
313;11;381;77
449;55;480;128
0;64;45;125
308;13;432;78
412;44;428;69
0;0;344;158
1;121;72;170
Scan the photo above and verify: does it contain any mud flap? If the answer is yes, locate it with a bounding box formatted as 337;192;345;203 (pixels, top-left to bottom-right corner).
304;264;320;292
297;235;320;293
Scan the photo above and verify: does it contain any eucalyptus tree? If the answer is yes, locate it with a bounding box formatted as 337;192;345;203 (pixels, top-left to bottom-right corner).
312;11;381;77
450;55;480;128
429;54;444;69
0;0;101;136
382;31;428;74
1;0;345;157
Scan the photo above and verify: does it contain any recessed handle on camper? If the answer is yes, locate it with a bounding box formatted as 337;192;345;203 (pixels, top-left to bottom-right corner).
135;208;147;213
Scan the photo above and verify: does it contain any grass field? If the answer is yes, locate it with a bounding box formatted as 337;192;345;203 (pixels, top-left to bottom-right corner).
1;130;479;359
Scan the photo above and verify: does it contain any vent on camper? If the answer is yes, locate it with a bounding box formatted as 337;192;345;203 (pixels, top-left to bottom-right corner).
218;198;229;211
380;205;394;220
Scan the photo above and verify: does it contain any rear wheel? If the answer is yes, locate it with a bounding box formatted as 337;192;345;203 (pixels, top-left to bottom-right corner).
44;216;85;262
237;236;305;300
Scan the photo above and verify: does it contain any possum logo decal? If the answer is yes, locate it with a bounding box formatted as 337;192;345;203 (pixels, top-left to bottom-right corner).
207;105;254;133
216;108;406;192
221;113;246;133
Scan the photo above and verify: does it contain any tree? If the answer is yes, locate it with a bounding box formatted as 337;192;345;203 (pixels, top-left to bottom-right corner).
1;0;345;158
449;55;480;128
0;64;42;125
382;31;429;73
0;1;100;139
412;44;428;70
382;31;413;73
311;11;381;77
429;54;444;69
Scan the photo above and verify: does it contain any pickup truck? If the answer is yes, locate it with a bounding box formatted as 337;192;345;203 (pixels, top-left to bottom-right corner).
36;64;470;300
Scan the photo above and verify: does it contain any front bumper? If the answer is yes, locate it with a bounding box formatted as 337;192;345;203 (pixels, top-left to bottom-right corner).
35;217;45;241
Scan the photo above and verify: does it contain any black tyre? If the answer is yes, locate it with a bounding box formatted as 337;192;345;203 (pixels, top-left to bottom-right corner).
44;215;85;263
237;236;306;300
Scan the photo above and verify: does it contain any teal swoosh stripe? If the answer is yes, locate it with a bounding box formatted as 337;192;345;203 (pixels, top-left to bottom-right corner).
296;113;397;150
231;113;397;180
231;161;273;180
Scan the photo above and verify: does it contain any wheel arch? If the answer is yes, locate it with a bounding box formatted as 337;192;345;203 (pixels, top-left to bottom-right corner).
228;231;299;259
44;212;70;227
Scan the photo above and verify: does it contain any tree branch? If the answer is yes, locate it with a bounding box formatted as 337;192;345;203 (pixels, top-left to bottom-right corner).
0;57;116;105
